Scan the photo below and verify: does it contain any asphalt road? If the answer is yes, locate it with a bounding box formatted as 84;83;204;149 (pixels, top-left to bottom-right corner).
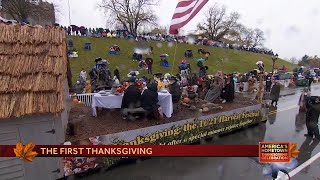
81;85;320;180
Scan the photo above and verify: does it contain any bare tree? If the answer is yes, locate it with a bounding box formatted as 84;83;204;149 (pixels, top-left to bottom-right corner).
232;25;265;48
1;0;55;24
309;58;320;68
197;3;240;41
243;30;254;47
233;24;253;47
217;12;240;40
36;1;56;24
1;0;32;22
251;28;265;48
197;4;226;40
290;57;297;64
100;0;158;36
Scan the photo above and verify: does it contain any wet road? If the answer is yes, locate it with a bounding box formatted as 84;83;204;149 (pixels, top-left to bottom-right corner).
82;85;320;180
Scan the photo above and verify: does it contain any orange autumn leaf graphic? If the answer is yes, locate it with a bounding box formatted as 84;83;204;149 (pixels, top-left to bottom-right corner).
289;143;300;158
14;142;38;162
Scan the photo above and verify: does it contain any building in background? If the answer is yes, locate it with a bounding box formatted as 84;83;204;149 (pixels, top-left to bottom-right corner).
0;0;55;26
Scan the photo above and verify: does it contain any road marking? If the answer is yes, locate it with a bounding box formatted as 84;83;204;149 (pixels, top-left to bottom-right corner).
269;107;297;114
269;105;298;112
276;152;320;180
268;105;299;115
289;152;320;177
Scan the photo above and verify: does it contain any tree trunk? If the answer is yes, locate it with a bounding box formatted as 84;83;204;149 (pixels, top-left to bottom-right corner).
134;22;139;37
209;33;214;40
129;23;136;36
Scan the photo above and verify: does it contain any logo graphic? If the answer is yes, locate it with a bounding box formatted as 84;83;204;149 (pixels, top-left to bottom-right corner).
14;142;38;162
289;143;300;158
259;142;299;163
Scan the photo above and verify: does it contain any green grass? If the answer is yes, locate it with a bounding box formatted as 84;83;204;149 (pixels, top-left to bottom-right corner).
69;36;294;83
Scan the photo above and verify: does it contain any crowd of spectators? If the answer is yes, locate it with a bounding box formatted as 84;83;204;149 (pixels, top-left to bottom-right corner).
0;17;274;56
62;25;275;56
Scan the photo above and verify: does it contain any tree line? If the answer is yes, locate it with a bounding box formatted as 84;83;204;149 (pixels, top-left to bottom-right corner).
1;0;266;48
196;3;265;48
297;55;320;68
100;1;266;48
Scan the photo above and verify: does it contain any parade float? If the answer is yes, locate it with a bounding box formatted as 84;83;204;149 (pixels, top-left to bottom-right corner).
62;30;273;179
293;66;314;87
65;80;268;177
296;77;309;87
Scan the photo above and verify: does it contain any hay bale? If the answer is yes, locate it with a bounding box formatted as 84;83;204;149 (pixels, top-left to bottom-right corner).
0;24;67;119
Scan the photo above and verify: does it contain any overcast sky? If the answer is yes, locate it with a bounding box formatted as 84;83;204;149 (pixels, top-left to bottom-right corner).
52;0;320;60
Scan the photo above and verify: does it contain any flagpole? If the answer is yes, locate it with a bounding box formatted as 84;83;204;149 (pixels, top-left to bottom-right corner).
171;38;178;75
68;0;72;25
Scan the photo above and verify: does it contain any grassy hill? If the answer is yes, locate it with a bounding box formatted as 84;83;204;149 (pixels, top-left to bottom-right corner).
69;36;294;83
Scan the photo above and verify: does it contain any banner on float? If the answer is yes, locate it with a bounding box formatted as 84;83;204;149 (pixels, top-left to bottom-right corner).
0;143;299;160
96;105;262;166
98;104;263;146
1;144;258;158
0;142;299;162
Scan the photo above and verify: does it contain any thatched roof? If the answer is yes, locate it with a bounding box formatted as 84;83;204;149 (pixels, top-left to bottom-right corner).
0;24;67;119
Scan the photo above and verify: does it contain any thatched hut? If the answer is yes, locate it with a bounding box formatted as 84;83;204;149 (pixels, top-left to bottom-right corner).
0;24;69;179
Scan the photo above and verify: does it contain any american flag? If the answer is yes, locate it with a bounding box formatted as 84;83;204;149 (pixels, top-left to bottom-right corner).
169;0;209;35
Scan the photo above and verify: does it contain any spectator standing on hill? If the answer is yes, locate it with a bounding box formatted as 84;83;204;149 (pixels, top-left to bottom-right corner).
67;27;71;35
149;46;154;54
205;52;209;61
145;58;153;74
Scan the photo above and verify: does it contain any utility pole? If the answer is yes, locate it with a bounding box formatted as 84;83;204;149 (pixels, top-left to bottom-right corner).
67;0;71;25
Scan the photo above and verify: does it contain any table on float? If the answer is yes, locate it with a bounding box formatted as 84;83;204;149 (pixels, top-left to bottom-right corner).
92;92;173;118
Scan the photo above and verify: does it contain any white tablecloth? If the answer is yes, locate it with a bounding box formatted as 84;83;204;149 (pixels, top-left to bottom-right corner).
92;92;173;118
